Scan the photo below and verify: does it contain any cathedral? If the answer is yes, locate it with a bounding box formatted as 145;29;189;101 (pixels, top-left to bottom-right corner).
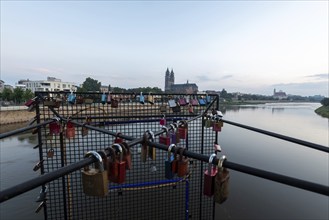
164;68;198;94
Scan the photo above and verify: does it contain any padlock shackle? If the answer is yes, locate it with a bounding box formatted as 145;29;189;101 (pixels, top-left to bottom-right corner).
217;155;227;169
161;126;168;134
168;144;175;159
112;143;122;153
169;124;176;132
178;148;187;161
84;151;104;172
145;130;155;142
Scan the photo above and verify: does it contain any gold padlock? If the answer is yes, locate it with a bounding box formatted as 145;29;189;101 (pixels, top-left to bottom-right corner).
81;151;108;197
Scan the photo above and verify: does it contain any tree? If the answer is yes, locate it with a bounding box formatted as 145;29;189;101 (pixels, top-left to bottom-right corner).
81;77;101;92
13;87;24;104
320;97;329;106
1;88;13;101
23;89;34;101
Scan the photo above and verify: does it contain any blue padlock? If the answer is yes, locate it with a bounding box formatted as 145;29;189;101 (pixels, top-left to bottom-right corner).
101;93;106;104
68;92;76;104
165;144;175;179
139;92;145;104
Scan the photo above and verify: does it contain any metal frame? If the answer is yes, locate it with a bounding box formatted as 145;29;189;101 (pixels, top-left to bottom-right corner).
36;91;218;220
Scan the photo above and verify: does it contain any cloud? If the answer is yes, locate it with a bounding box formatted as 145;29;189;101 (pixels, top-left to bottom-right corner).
305;73;329;80
220;74;233;80
196;75;212;81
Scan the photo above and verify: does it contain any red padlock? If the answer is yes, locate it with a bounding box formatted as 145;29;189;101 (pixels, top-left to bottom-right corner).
114;144;126;184
49;119;60;135
114;132;123;144
107;144;126;184
177;148;189;177
178;121;188;140
66;120;75;139
213;120;222;132
121;142;132;170
159;115;166;126
203;153;218;197
107;147;118;182
159;126;170;145
171;147;182;174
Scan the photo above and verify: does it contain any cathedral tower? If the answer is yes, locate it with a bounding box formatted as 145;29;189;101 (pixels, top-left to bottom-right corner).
165;68;175;92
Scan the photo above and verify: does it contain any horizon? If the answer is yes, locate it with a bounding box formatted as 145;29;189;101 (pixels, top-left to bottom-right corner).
1;1;328;97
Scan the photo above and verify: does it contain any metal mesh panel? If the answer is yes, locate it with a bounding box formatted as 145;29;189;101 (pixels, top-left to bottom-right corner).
36;92;218;220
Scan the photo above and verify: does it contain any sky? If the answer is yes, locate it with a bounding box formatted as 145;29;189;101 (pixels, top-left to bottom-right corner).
1;1;328;96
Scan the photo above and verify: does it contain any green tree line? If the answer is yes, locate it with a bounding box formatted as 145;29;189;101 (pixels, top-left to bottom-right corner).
0;88;34;104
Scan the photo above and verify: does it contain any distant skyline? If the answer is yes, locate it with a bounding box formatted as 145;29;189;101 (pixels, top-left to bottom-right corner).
1;1;328;96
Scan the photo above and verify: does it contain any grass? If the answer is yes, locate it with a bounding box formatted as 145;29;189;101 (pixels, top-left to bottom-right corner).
315;105;329;118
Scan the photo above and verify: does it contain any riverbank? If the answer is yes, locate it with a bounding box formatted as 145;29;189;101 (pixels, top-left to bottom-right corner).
315;106;329;118
0;110;35;125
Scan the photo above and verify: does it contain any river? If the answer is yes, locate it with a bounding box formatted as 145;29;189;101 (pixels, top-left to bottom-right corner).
0;102;328;220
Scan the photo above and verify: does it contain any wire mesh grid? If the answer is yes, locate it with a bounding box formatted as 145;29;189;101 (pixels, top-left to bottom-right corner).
36;92;219;220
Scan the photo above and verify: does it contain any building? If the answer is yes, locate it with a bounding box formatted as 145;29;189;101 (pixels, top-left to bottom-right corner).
100;85;109;93
164;68;198;94
273;89;287;100
20;77;76;93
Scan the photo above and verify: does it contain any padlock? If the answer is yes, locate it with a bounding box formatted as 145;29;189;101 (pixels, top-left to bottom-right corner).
171;146;181;174
120;142;132;170
198;97;206;106
111;98;118;108
213;121;222;132
178;121;188;140
206;94;211;104
44;98;55;107
139;92;145;104
113;144;126;184
172;105;181;113
147;93;154;104
84;98;93;104
165;144;175;179
49;118;60;135
33;159;44;171
76;95;83;104
175;123;181;144
191;97;199;106
159;126;171;145
25;97;37;107
203;153;218;197
168;99;176;108
177;148;189;177
81;151;108;197
68;92;76;104
204;116;213;128
107;147;118;182
178;97;187;106
107;93;112;104
66;120;75;139
160;104;167;113
169;124;177;144
35;201;46;213
114;132;123;144
146;130;156;160
214;141;222;153
81;117;91;137
47;148;55;158
188;104;194;114
101;93;107;104
159;115;166;126
36;186;48;202
214;155;229;204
